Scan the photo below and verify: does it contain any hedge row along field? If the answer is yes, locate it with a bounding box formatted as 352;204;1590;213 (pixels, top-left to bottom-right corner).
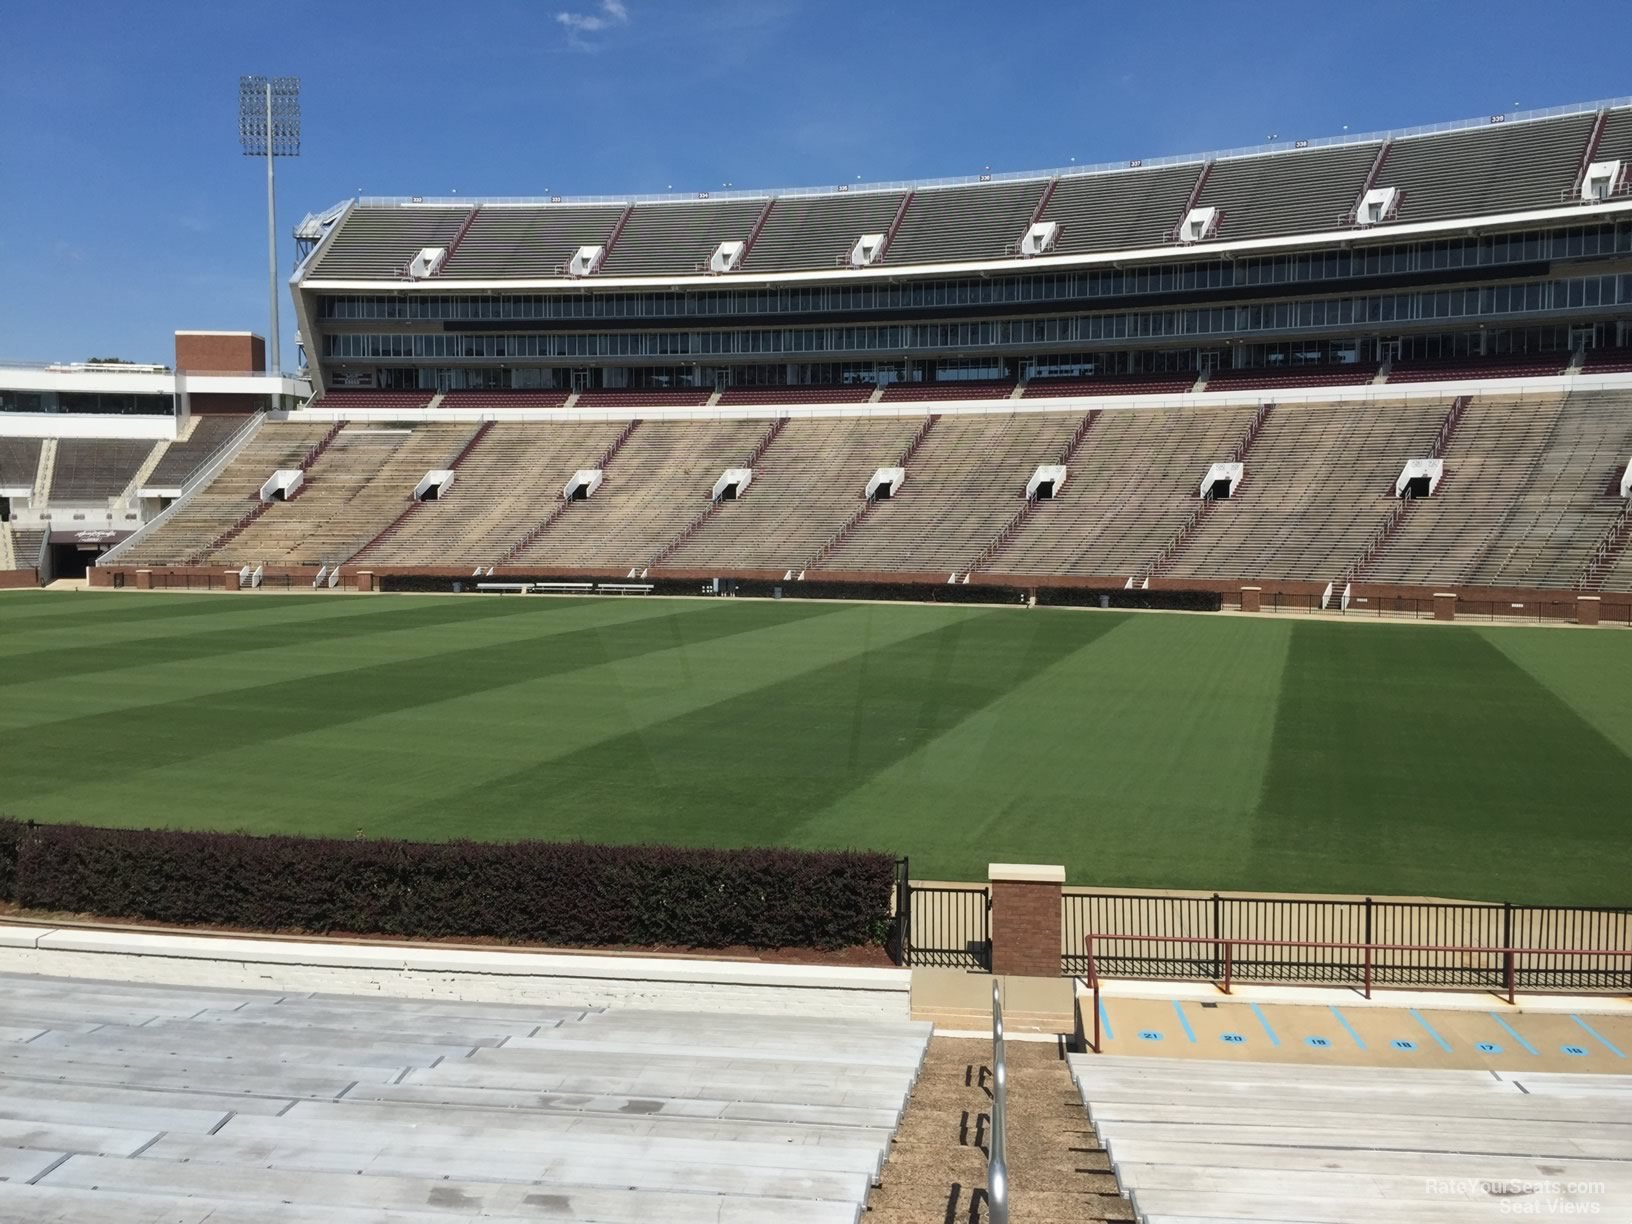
0;820;897;951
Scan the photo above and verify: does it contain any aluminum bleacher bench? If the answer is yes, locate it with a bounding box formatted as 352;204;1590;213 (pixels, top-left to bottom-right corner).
598;582;654;595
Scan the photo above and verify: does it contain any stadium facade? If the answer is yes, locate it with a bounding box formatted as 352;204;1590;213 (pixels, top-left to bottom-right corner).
5;98;1632;609
290;99;1632;395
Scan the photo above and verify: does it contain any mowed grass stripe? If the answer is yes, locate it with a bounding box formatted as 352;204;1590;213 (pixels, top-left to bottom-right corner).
1254;620;1632;904
377;608;1126;851
0;596;685;734
33;603;984;837
0;593;591;687
1478;625;1632;762
811;612;1294;885
0;590;324;632
1;599;845;805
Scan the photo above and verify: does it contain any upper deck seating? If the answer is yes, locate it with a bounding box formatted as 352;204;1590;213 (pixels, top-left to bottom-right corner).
1206;364;1378;392
879;380;1016;403
597;199;767;276
435;204;625;278
884;180;1047;265
574;388;712;409
1165;400;1446;581
741;191;907;273
48;440;155;503
1583;347;1632;373
360;421;629;566
317;389;435;410
820;413;1083;574
437;389;571;409
1382;111;1596;223
1023;373;1197;398
660;417;928;571
1041;163;1203;255
1388;352;1568;384
1198;142;1382;238
983;405;1259;578
717;384;875;406
510;419;769;570
310;205;470;279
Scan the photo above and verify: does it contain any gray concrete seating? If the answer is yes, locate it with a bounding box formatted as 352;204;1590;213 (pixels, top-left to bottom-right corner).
48;439;154;503
0;971;929;1224
1068;1053;1632;1223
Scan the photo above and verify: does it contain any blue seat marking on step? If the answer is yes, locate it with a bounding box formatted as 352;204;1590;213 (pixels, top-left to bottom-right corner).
1476;1041;1502;1054
1391;1039;1417;1051
1304;1035;1331;1049
1248;1002;1280;1047
1410;1008;1454;1053
1570;1015;1626;1059
1329;1006;1366;1050
1172;1000;1196;1043
1097;998;1114;1042
1221;1032;1246;1045
1488;1012;1539;1056
1562;1045;1589;1057
1137;1029;1163;1042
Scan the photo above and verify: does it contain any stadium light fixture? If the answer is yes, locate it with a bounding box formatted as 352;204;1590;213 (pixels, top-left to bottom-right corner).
239;76;300;374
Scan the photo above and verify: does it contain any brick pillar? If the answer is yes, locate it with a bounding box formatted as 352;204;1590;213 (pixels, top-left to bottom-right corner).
356;570;375;593
1577;595;1601;626
1433;592;1457;622
1240;586;1261;613
988;864;1064;978
135;569;152;590
224;569;241;592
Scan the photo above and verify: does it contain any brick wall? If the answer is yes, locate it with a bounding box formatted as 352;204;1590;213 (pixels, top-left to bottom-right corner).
989;865;1064;977
175;333;265;374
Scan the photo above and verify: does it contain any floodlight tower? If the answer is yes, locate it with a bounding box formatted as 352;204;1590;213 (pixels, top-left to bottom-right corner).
239;76;300;373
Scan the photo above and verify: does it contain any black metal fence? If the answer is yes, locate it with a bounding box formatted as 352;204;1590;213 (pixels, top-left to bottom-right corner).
1062;892;1632;992
893;860;990;970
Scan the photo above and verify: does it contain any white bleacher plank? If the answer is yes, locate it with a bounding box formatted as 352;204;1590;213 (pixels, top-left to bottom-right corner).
1087;1100;1632;1137
0;1093;230;1136
0;1182;664;1224
504;1033;925;1068
1104;1141;1631;1182
141;1132;872;1202
1096;1118;1630;1161
0;1147;66;1184
276;1098;895;1150
1130;1187;1621;1223
0;1024;47;1043
42;1154;863;1224
0;1117;161;1158
0;1079;293;1119
335;1082;900;1138
1071;1083;1631;1123
404;1063;909;1110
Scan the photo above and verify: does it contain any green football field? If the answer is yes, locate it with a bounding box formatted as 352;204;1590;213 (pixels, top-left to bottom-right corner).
2;589;1630;905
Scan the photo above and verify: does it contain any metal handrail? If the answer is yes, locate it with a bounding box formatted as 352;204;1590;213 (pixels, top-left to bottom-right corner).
988;979;1009;1224
1081;932;1632;1040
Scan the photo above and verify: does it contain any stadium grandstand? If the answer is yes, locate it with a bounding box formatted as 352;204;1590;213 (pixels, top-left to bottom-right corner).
28;96;1620;614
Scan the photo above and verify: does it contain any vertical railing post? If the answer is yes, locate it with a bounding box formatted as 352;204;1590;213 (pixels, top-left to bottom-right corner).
1222;939;1232;995
1363;896;1373;990
1364;940;1373;999
1211;892;1222;982
1502;900;1514;995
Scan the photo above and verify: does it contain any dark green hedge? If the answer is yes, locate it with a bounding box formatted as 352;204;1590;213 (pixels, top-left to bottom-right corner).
0;819;895;950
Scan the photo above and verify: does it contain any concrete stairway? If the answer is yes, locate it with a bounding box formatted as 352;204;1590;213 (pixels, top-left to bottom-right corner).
866;1037;1130;1224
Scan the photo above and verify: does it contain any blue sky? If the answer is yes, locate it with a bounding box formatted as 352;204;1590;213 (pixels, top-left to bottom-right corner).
3;0;1630;368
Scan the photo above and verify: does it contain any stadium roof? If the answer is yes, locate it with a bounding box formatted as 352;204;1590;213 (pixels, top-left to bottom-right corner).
298;96;1632;287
